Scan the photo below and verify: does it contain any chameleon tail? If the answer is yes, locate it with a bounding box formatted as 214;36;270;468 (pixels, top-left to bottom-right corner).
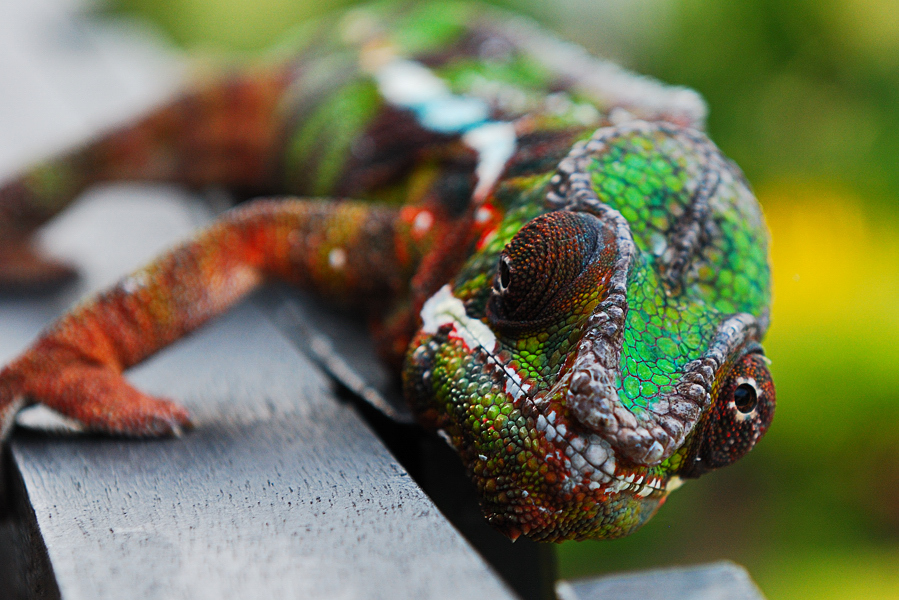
0;65;291;291
0;198;420;438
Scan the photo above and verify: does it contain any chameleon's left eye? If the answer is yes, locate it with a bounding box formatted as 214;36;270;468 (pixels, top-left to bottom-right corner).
487;210;605;330
680;351;776;478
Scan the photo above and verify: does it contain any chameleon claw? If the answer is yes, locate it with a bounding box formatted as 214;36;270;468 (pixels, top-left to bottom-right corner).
20;365;193;438
90;397;193;438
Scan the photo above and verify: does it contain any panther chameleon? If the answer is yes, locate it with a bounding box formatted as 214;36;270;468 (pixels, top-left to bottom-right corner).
0;0;775;542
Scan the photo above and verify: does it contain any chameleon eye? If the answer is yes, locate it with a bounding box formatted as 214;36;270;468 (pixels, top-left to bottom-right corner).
487;211;605;329
733;382;757;413
680;351;775;478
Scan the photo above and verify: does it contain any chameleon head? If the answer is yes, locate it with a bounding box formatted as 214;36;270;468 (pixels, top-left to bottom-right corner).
403;121;775;541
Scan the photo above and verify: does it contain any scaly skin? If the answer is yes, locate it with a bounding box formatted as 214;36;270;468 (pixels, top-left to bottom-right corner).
0;1;775;542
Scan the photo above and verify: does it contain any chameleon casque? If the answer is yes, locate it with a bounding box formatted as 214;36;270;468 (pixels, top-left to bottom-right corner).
0;1;775;542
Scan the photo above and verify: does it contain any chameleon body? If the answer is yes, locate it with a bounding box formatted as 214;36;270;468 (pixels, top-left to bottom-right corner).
0;1;775;542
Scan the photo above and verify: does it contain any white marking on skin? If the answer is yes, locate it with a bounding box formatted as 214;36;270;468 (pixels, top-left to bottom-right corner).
412;210;434;234
650;232;667;256
504;367;526;401
475;206;493;223
573;102;602;125
608;107;635;125
463;122;517;200
420;285;497;351
570;436;585;452
374;59;448;107
547;411;556;424
120;271;149;294
570;453;587;471
607;478;628;494
371;57;517;201
666;476;684;492
544;425;558;443
599;454;617;478
420;285;531;400
328;248;347;270
419;97;489;131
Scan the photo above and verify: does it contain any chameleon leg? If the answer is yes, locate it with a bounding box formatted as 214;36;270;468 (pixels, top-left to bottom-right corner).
0;198;417;438
0;65;290;291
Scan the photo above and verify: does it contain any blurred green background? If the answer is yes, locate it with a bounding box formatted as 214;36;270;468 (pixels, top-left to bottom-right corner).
107;0;899;597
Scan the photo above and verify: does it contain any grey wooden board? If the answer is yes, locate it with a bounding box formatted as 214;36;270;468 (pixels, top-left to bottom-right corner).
556;561;766;600
1;191;516;600
10;300;517;600
259;287;414;424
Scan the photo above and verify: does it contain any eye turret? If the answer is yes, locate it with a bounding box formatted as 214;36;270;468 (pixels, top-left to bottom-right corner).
680;351;776;478
487;210;608;330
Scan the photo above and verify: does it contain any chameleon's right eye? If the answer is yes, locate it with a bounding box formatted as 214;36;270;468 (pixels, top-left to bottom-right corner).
488;210;606;330
680;351;776;478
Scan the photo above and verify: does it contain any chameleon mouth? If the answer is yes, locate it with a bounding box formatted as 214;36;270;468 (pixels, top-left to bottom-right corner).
534;405;673;499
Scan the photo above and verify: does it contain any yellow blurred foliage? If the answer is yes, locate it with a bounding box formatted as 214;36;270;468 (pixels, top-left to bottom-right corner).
761;183;899;334
754;183;899;446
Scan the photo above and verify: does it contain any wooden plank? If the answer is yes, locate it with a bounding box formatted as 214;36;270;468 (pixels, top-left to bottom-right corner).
8;297;516;600
260;288;414;424
0;191;517;599
556;562;767;600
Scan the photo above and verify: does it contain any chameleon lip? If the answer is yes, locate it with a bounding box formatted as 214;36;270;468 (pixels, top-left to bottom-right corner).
420;284;530;401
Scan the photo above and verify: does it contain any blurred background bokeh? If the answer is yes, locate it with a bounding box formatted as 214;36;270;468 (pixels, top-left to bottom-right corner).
106;0;899;597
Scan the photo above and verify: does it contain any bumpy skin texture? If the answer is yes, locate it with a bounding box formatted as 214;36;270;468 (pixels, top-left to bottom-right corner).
0;1;775;542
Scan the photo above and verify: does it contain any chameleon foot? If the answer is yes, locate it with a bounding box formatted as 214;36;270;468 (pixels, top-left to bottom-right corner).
0;238;77;293
1;365;192;438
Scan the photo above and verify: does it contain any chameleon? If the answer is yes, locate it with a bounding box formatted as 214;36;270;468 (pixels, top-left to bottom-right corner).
0;0;775;542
